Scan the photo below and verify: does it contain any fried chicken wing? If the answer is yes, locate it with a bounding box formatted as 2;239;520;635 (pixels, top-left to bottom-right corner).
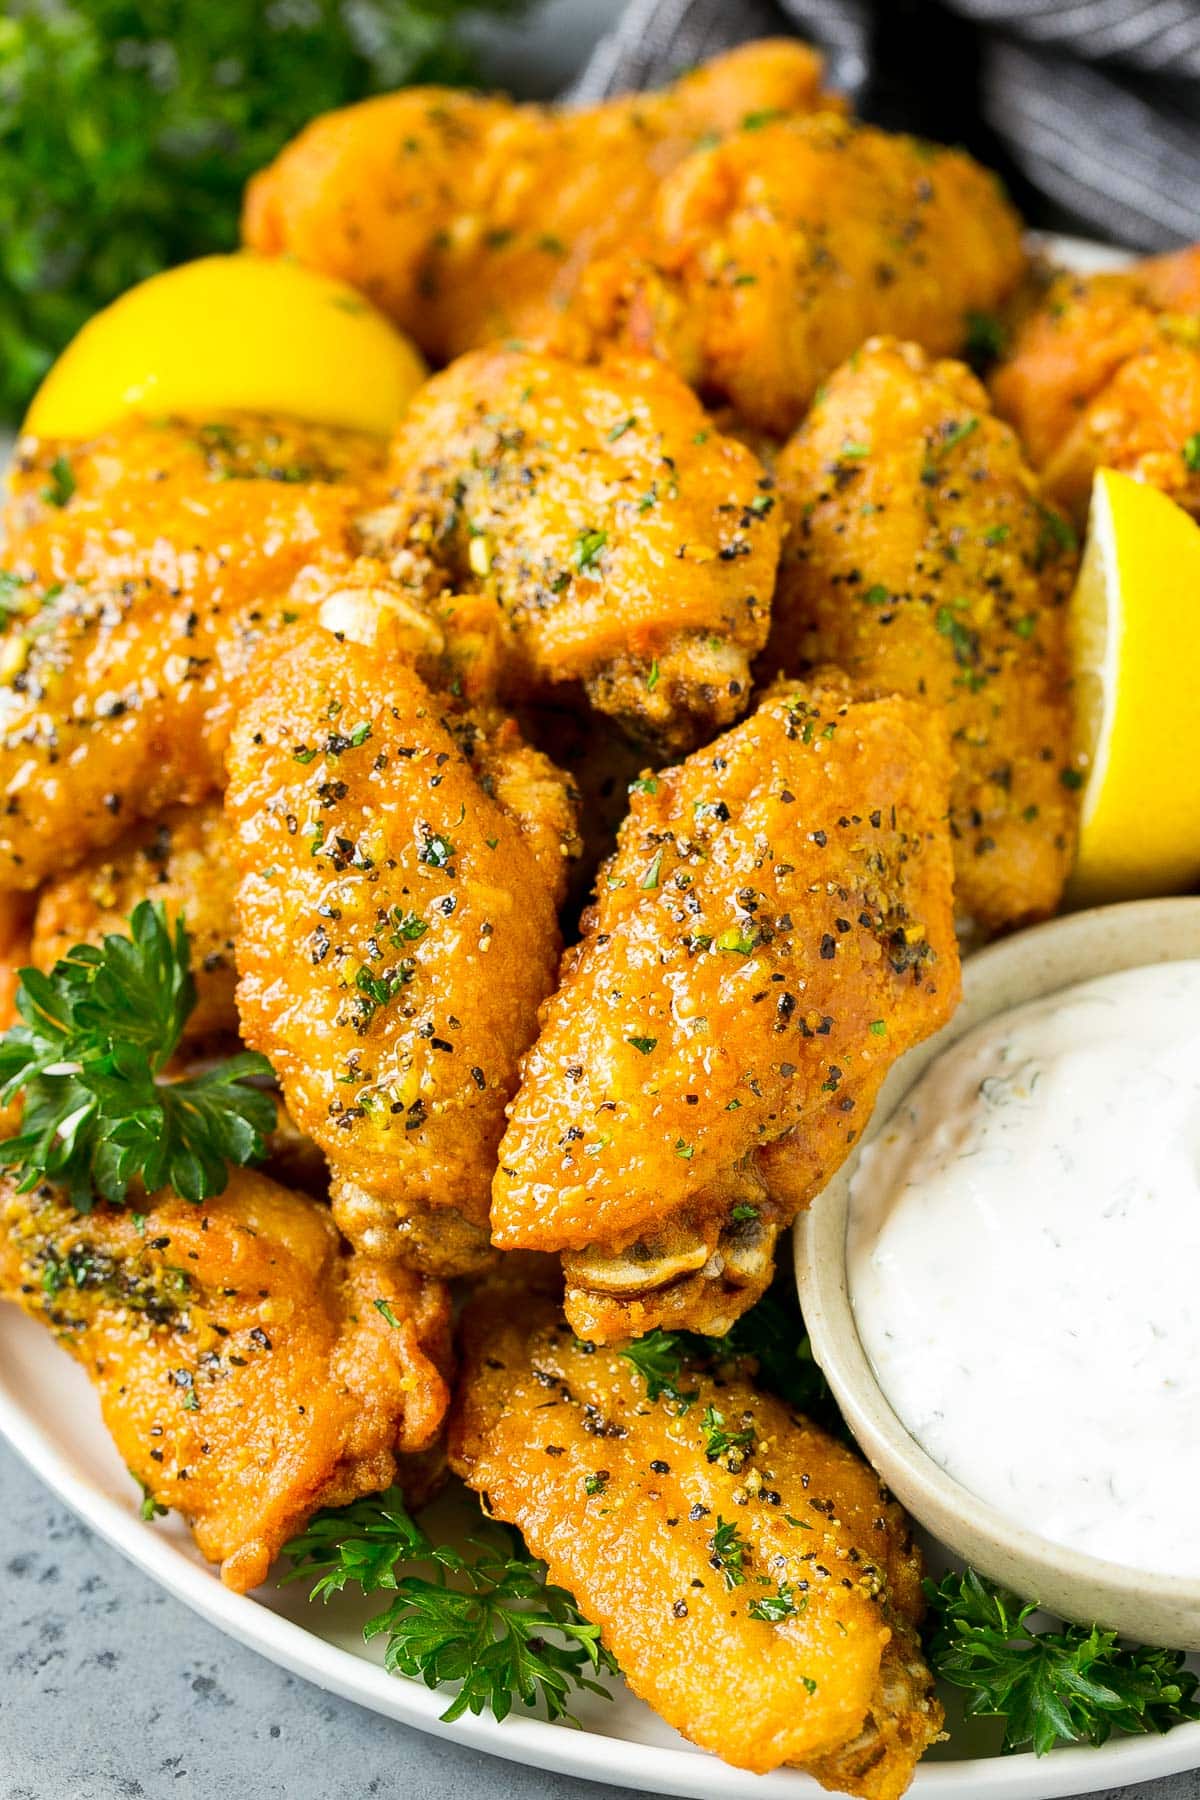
0;1167;451;1591
492;679;960;1340
449;1280;942;1795
569;112;1026;437
0;414;388;892
371;348;782;749
30;801;238;1044
991;246;1200;520
759;339;1076;933
243;41;835;362
226;620;578;1276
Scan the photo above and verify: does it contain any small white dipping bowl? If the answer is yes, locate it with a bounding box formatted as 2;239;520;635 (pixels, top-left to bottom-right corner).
794;895;1200;1650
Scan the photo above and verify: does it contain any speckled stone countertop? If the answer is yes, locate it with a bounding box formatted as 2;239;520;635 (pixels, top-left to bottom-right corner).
0;1443;1196;1800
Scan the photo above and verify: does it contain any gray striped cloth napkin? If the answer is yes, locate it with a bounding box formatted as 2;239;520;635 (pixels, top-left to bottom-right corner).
568;0;1200;251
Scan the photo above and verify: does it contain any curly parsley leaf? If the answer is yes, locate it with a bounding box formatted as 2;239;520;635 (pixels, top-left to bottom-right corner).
925;1567;1200;1755
0;900;274;1209
618;1328;698;1411
283;1487;616;1725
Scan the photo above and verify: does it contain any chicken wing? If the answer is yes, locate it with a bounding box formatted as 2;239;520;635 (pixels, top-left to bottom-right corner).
243;41;835;362
0;1167;452;1591
449;1279;942;1795
569;112;1026;437
0;414;388;891
759;339;1076;934
492;678;959;1340
31;801;238;1044
369;347;782;749
226;620;579;1276
991;246;1200;521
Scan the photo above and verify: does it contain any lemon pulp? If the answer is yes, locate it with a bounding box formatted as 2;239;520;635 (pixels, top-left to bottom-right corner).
1067;468;1200;906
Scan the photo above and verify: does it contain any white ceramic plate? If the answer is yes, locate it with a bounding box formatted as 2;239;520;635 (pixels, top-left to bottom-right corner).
6;232;1196;1799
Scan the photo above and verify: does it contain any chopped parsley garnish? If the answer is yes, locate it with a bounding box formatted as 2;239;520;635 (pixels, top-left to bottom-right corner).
283;1487;615;1725
708;1518;748;1589
572;529;608;572
936;415;980;455
0;901;274;1209
373;1298;401;1329
626;1035;657;1055
1183;434;1200;473
699;1403;755;1466
640;849;664;890
748;1582;802;1623
42;454;75;508
606;416;637;443
418;828;456;869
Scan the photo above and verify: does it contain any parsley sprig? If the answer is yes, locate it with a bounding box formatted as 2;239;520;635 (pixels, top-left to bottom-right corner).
283;1487;616;1724
925;1568;1200;1755
0;900;274;1209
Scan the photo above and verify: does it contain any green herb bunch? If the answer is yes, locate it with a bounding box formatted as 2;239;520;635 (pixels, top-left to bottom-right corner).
0;899;274;1208
925;1568;1200;1755
284;1487;616;1724
0;0;526;421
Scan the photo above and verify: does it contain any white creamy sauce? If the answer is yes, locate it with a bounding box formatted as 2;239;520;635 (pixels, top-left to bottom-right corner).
847;958;1200;1578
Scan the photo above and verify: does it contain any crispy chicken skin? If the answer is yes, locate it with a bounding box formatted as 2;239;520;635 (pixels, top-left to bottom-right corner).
760;339;1077;934
371;348;782;750
0;414;388;892
569;112;1026;437
242;41;835;362
991;246;1200;520
449;1282;942;1795
31;801;238;1043
226;621;579;1277
493;679;960;1341
0;1168;452;1591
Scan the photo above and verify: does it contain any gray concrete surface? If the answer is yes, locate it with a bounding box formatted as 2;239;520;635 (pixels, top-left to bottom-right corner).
2;1445;1198;1800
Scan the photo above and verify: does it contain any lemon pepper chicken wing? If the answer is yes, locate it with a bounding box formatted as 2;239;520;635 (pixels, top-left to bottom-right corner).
760;338;1077;934
369;348;782;750
991;246;1200;521
0;414;388;892
570;112;1026;438
31;801;238;1044
226;621;579;1277
0;1168;451;1591
492;680;960;1341
243;41;835;362
449;1282;942;1794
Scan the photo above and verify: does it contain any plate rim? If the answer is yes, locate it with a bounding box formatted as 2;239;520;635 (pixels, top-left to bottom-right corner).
5;229;1198;1800
6;1314;1200;1800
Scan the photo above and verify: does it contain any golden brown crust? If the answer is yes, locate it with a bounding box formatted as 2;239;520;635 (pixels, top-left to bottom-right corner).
448;1283;942;1791
242;41;835;361
570;112;1026;436
0;414;388;893
991;246;1200;520
31;801;238;1043
226;620;578;1275
493;678;959;1338
373;347;782;751
0;1169;452;1591
761;338;1077;935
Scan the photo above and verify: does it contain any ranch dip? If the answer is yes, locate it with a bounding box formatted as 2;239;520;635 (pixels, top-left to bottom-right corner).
847;958;1200;1577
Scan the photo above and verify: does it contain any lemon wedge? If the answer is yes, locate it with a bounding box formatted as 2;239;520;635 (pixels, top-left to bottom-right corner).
1066;468;1200;906
24;254;426;440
